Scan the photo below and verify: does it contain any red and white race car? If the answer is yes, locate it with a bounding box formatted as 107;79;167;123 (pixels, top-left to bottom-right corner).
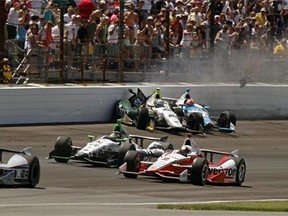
118;147;246;186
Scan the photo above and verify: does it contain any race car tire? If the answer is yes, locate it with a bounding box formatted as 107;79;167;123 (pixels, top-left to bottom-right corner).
162;142;174;151
118;142;136;167
123;150;142;179
27;156;40;188
190;157;209;186
174;107;184;117
135;107;149;130
53;136;73;163
112;100;123;122
217;111;236;128
234;158;246;186
187;112;203;131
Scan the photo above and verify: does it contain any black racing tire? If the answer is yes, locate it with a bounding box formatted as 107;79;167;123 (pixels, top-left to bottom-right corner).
161;142;174;151
112;100;123;122
187;112;203;131
53;136;73;163
135;107;149;130
27;156;40;188
123;150;142;179
217;111;236;128
174;107;184;117
118;142;136;167
234;158;246;186
190;157;209;186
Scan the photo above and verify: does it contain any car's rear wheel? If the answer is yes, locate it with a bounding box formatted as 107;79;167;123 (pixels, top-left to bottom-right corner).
123;150;142;179
234;158;246;186
27;156;40;188
174;107;184;117
135;107;149;130
187;112;203;131
190;157;209;186
118;142;136;167
112;100;123;122
217;111;237;128
52;136;73;163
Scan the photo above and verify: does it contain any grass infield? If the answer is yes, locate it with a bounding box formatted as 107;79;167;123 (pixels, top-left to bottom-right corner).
157;201;288;212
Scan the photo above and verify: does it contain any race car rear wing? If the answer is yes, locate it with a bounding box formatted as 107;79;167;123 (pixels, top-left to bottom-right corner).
0;147;32;162
200;149;239;163
129;135;168;148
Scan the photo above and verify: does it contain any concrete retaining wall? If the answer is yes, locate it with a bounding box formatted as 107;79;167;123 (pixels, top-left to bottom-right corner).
0;84;287;125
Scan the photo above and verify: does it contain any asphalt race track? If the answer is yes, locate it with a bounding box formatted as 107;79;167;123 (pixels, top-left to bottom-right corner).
1;121;288;216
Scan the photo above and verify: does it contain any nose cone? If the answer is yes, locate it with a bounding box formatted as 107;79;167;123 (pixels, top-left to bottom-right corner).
75;150;89;158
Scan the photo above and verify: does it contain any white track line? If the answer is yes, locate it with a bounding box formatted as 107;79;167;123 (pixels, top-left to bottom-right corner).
0;199;287;207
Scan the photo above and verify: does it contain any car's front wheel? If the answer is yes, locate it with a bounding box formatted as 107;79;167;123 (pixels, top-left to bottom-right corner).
123;150;142;179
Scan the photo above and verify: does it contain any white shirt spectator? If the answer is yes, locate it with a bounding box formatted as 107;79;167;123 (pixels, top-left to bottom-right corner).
6;7;19;26
64;17;79;42
107;23;119;44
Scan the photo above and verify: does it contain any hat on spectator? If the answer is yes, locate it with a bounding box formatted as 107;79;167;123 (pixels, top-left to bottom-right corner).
260;8;266;12
147;16;154;20
182;12;188;17
72;14;77;19
176;0;183;4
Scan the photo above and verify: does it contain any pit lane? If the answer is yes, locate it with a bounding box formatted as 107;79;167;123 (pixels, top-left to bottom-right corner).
0;121;288;216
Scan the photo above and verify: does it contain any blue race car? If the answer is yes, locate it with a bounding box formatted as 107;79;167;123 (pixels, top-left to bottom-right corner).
172;89;236;133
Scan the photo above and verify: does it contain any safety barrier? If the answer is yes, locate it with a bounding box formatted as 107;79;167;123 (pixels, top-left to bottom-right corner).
0;84;288;126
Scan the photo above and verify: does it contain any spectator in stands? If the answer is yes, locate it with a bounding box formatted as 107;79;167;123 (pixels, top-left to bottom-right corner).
6;1;22;39
64;6;75;24
95;16;109;54
64;14;80;69
124;3;139;45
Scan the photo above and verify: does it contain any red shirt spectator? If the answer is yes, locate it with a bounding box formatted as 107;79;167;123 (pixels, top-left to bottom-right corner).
78;0;96;20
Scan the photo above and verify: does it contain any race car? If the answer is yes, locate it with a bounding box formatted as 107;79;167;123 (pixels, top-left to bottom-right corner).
113;88;148;127
47;131;173;168
0;147;40;188
171;89;236;133
114;88;183;131
118;145;246;186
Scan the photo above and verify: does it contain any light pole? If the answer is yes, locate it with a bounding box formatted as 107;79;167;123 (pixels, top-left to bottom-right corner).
118;0;124;82
0;0;5;61
53;0;67;83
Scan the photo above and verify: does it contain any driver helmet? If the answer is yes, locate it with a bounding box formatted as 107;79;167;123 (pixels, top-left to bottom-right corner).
154;99;165;108
179;145;193;156
147;142;164;156
147;142;163;150
109;131;121;138
186;98;194;106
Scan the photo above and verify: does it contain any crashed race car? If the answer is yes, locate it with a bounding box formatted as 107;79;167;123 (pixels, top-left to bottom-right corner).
0;147;40;188
171;89;237;133
113;88;148;126
47;126;173;167
118;139;246;186
114;88;183;131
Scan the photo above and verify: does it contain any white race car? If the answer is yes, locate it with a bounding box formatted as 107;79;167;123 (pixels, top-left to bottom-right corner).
0;147;40;188
136;95;184;130
47;132;173;168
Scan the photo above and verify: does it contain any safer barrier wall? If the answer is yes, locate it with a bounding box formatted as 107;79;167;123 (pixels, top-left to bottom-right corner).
0;84;288;125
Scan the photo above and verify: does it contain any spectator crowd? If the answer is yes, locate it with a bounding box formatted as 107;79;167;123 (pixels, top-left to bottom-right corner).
3;0;288;73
